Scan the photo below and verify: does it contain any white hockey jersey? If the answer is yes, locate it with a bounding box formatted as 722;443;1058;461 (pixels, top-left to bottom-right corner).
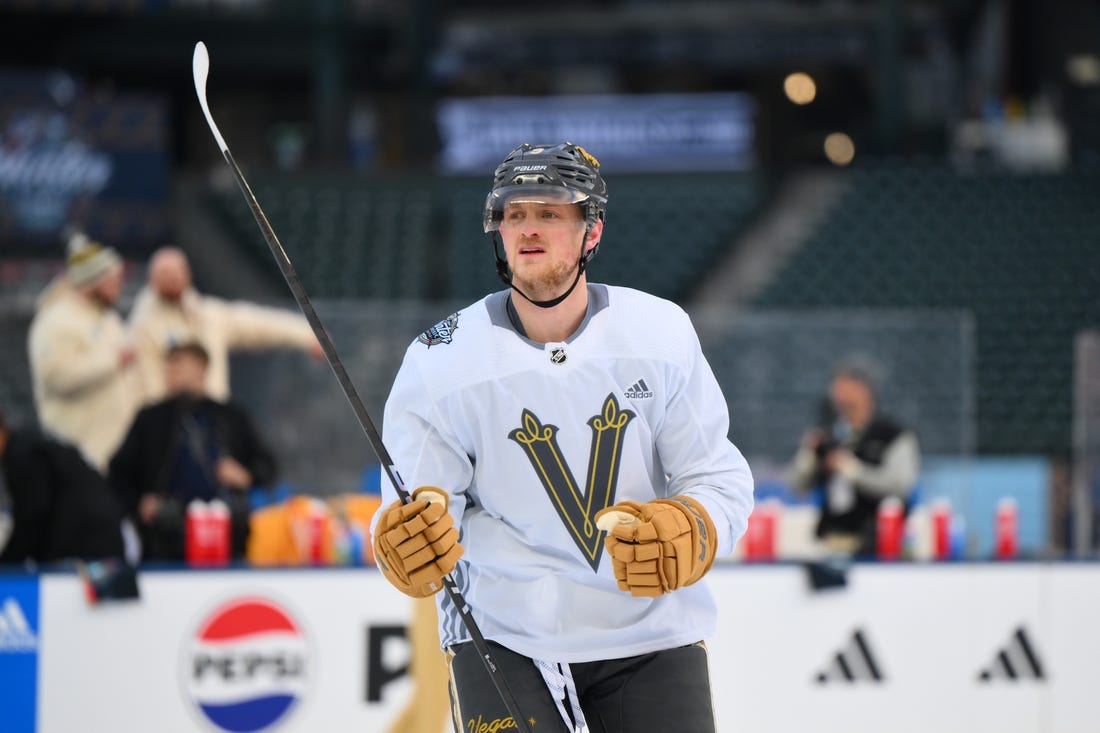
380;284;754;663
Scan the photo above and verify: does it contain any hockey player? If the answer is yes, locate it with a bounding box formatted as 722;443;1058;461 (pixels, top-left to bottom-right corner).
372;142;754;732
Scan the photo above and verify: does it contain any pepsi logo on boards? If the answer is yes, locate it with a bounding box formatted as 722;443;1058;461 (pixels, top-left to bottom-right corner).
181;597;311;733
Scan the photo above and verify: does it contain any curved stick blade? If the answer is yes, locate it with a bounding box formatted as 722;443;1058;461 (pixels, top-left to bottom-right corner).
192;41;228;153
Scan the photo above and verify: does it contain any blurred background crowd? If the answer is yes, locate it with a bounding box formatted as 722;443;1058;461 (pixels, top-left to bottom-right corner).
1;0;1099;565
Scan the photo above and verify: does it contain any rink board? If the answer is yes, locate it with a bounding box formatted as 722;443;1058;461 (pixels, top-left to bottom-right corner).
0;563;1095;732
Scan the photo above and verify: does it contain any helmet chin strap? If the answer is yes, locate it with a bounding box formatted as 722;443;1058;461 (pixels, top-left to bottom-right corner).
492;226;593;310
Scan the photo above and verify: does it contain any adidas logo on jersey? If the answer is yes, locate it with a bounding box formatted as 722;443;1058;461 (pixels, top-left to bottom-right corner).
624;379;653;399
0;597;37;652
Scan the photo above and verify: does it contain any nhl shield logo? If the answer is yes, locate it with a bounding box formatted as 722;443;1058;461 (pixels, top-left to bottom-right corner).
549;347;567;364
418;312;460;347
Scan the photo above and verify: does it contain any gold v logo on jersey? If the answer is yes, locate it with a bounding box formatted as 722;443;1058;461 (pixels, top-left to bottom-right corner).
509;394;636;571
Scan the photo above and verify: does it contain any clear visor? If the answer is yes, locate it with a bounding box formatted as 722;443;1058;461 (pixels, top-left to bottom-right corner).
483;185;589;232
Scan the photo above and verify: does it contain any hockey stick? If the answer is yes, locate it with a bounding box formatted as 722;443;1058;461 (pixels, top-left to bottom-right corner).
191;41;534;733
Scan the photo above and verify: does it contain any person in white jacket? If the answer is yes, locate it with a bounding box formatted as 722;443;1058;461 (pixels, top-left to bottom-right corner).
128;246;322;404
27;234;141;473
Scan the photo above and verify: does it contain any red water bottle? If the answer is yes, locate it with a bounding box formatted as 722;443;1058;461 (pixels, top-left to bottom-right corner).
744;501;778;561
761;500;778;561
308;506;325;565
931;499;952;561
185;500;208;566
994;497;1018;560
207;499;231;566
876;496;904;560
186;499;231;566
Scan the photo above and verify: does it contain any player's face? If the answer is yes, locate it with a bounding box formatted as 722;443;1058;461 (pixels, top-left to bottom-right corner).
500;200;600;300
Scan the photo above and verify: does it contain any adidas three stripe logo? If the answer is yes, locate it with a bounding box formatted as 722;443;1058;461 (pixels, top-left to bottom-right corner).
978;626;1045;682
0;597;37;652
624;378;653;399
809;624;1048;686
815;628;884;684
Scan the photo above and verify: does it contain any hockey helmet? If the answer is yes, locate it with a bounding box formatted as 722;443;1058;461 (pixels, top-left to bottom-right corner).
483;142;608;234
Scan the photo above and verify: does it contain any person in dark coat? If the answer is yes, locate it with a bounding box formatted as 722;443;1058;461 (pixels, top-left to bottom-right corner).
786;361;921;557
109;342;276;561
0;409;125;564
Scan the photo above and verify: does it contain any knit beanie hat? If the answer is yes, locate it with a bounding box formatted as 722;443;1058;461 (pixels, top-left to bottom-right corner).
66;232;122;288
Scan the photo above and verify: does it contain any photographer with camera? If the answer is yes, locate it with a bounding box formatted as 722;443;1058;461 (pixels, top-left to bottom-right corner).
787;361;921;557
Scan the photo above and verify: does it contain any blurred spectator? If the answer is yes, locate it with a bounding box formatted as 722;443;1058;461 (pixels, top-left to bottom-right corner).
27;233;141;473
109;342;276;562
0;408;125;565
129;246;323;404
786;361;920;557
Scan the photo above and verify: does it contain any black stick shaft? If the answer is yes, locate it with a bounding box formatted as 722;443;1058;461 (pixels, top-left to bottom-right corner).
224;150;401;496
220;149;534;733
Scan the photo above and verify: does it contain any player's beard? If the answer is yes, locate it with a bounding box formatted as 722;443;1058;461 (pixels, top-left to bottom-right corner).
512;255;580;302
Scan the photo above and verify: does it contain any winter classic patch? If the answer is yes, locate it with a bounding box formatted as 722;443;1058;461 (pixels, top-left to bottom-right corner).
417;312;460;347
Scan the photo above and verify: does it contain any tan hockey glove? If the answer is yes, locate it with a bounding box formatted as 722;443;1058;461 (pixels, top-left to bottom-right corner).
373;487;463;598
595;496;717;598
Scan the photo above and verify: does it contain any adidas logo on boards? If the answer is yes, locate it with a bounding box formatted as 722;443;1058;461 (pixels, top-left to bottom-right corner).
814;628;884;684
0;597;37;652
624;379;654;399
978;626;1045;682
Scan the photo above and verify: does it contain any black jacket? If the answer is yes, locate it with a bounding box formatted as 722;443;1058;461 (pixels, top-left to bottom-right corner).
0;429;125;563
814;416;908;555
109;394;276;516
